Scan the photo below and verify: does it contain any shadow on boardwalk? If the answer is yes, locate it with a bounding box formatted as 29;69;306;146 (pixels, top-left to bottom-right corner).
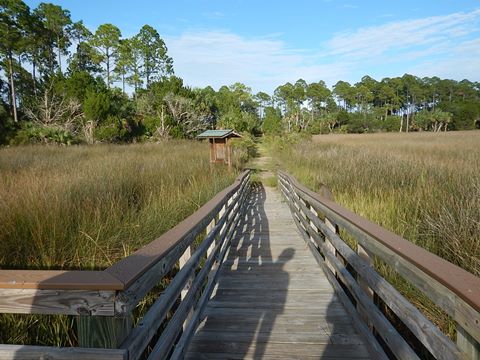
186;183;370;359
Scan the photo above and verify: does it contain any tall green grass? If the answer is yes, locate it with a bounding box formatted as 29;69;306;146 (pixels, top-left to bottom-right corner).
269;131;480;335
0;141;237;345
0;142;237;270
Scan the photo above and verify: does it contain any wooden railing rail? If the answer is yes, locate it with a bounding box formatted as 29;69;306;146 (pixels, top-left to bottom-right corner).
278;171;480;360
0;170;250;359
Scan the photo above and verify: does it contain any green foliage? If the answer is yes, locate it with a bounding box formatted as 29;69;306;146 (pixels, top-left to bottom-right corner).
2;0;480;143
10;122;76;145
58;71;104;102
90;23;122;87
94;115;131;142
218;108;260;134
262;106;282;135
231;132;257;166
83;90;110;122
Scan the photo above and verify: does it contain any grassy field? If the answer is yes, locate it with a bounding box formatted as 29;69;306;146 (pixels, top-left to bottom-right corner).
269;131;480;335
0;142;237;270
0;141;237;345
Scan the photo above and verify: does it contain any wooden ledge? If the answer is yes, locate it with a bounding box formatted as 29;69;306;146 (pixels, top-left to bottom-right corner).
0;270;124;290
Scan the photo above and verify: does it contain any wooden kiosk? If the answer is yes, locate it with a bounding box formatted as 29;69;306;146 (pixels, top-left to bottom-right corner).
197;129;241;166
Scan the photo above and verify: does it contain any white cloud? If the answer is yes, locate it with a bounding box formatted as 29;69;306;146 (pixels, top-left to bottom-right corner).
165;10;480;93
166;31;350;92
326;9;480;60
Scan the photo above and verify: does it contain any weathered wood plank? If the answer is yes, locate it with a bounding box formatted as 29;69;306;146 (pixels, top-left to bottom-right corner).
0;288;115;316
186;353;369;360
185;184;373;359
170;193;248;359
191;329;365;345
187;340;370;359
0;344;126;360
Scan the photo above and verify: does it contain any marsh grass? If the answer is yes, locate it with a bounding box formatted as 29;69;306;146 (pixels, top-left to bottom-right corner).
0;142;236;269
270;131;480;336
0;141;237;345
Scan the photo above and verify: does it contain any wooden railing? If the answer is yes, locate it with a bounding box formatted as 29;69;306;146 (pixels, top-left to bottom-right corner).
278;171;480;360
0;170;250;360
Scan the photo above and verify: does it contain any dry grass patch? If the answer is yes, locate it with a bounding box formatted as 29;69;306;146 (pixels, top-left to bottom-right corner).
0;142;237;270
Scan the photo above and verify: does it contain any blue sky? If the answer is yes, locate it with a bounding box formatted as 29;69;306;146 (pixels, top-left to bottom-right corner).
25;0;480;93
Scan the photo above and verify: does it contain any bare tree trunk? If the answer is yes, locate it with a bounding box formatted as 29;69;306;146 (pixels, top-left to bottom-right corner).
57;35;62;73
106;48;110;88
7;54;18;123
32;59;37;95
399;115;403;132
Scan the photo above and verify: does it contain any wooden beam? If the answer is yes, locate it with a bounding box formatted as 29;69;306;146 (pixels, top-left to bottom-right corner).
0;344;127;360
0;288;115;316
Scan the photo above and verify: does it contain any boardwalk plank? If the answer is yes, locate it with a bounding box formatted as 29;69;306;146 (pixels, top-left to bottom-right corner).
185;184;372;359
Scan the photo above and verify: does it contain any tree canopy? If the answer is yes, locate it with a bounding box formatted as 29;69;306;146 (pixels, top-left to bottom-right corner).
0;0;479;145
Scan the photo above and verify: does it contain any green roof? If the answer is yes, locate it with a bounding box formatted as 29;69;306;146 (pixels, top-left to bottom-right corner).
197;129;241;138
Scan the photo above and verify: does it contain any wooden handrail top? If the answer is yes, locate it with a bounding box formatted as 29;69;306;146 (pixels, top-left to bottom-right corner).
106;170;250;288
0;170;249;291
278;171;480;313
0;270;123;290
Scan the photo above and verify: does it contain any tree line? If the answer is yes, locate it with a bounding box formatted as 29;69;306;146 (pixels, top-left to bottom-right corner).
1;0;479;145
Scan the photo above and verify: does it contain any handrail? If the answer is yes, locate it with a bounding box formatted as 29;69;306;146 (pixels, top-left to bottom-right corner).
279;170;480;312
278;170;480;359
0;170;250;292
0;170;251;359
106;170;250;288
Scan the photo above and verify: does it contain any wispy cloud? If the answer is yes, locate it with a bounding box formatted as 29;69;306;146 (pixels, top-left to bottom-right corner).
166;31;349;92
166;9;480;93
326;9;480;59
342;4;358;9
202;11;225;19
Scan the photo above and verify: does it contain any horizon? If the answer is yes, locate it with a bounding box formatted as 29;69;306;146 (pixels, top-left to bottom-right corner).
23;0;480;94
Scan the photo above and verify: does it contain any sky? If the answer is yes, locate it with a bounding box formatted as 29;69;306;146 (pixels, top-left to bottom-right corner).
25;0;480;94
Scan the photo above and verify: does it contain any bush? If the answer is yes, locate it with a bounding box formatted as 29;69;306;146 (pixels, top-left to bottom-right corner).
94;115;129;142
83;91;111;123
231;133;257;166
10;122;77;145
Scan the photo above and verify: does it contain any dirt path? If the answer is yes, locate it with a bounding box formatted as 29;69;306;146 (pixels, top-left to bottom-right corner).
247;141;274;182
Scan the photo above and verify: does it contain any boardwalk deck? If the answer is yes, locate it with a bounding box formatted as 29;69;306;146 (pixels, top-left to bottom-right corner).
185;183;372;359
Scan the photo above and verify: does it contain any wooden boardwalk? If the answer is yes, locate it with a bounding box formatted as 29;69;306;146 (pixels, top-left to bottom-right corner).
186;183;372;359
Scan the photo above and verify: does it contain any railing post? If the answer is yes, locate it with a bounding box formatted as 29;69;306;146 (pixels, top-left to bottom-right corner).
179;244;194;330
457;325;480;359
324;217;338;274
207;214;220;258
357;243;375;330
179;245;192;300
308;204;319;247
77;314;132;348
